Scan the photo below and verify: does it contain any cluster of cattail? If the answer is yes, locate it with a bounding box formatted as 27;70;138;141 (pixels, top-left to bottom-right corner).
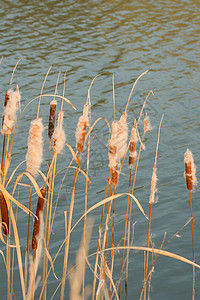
0;191;9;236
26;118;44;177
32;187;46;251
48;100;57;139
128;123;138;169
53;110;66;154
1;87;21;135
184;149;197;191
75;104;89;153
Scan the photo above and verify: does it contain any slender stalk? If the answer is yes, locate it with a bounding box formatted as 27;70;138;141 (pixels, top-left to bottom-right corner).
125;135;143;287
144;116;163;300
47;153;57;248
91;169;111;300
48;139;52;168
24;181;33;290
37;66;52;119
143;202;152;300
189;190;195;300
60;152;80;300
119;168;132;298
3;134;10;187
82;136;90;299
109;188;116;297
1;135;6;182
6;234;11;300
42;160;53;300
102;186;115;285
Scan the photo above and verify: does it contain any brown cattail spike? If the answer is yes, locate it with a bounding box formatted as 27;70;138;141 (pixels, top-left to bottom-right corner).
48;100;57;139
2;90;11;126
0;191;9;236
184;149;197;191
111;165;118;187
32;187;46;250
128;124;138;169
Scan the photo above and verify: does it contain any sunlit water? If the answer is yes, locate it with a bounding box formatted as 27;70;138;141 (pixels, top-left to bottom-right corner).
0;0;200;299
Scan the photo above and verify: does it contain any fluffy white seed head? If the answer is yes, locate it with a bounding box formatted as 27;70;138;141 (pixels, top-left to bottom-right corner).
1;87;21;135
184;149;197;190
149;166;158;204
26;118;44;177
75;104;89;153
116;112;128;161
108;120;118;170
53;110;66;154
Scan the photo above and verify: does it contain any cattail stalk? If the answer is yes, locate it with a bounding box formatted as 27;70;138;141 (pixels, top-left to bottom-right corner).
61;100;88;299
144;116;163;300
47;153;57;248
184;149;197;300
25;117;44;290
24;182;33;290
60;152;80;300
91;170;111;300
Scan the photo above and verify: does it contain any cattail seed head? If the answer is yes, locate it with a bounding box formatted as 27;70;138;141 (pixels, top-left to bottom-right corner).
0;191;9;236
128;125;138;169
149;166;158;204
48;100;57;139
111;165;118;187
117;112;128;161
76;104;89;153
1;87;21;135
184;149;197;191
108;120;118;170
32;187;46;250
26;118;44;177
53;110;66;153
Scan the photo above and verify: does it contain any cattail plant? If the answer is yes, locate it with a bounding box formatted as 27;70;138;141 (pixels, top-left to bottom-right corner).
61;101;89;300
143;115;163;300
32;187;46;261
184;149;197;300
47;109;66;247
25;67;50;291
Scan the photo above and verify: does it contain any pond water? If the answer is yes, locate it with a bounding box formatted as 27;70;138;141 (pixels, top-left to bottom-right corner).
0;0;200;299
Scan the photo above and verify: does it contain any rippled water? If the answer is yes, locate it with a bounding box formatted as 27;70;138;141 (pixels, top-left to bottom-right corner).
0;0;200;299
